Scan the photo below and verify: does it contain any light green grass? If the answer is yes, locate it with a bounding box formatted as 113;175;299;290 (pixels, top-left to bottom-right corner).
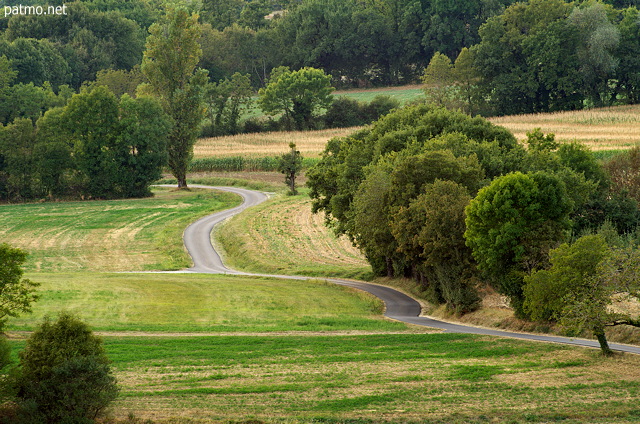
9;272;402;333
23;334;636;423
0;187;240;272
335;85;425;105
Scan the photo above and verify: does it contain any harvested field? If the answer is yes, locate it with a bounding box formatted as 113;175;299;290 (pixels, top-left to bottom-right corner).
489;104;640;151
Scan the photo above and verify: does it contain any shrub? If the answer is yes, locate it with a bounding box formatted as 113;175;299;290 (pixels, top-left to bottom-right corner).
15;313;118;424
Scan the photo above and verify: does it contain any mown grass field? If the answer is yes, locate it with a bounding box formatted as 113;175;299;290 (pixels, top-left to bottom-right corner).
63;335;640;422
0;187;240;272
215;189;371;279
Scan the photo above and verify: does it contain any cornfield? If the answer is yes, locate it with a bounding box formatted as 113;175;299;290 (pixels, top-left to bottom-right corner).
188;156;320;172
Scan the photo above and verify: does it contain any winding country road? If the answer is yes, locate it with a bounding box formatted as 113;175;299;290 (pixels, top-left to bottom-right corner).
181;185;640;355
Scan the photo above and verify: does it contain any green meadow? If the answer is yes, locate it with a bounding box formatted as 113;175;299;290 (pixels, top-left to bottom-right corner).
0;187;240;272
78;335;640;422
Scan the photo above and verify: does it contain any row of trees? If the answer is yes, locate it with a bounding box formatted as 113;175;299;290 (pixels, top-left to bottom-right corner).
307;105;640;352
0;87;169;201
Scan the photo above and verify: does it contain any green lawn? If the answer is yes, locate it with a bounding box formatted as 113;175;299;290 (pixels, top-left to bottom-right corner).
9;272;402;333
335;85;425;105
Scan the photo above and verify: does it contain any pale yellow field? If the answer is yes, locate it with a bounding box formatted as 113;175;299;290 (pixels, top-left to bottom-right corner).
194;127;363;159
489;104;640;151
195;105;640;160
214;193;371;278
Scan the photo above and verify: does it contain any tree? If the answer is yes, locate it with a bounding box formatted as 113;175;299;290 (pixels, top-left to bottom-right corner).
92;66;146;98
116;94;171;198
142;7;207;188
523;234;609;322
257;66;334;130
421;52;455;107
16;313;118;423
465;171;573;316
204;72;253;136
568;3;620;107
277;142;303;195
0;118;40;200
0;244;39;328
525;235;640;355
62;86;121;198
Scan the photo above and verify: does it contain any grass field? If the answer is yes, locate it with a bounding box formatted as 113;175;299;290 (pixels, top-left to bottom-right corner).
335;84;425;104
215;190;371;279
8;273;400;333
90;335;640;422
0;187;240;272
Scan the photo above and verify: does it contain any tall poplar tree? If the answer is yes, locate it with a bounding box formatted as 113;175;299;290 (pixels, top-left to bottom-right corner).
142;8;208;188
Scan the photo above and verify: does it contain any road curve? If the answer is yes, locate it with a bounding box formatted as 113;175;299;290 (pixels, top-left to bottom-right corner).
181;185;640;355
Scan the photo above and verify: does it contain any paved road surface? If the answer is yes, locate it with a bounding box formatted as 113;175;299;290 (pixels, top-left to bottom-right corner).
180;185;640;355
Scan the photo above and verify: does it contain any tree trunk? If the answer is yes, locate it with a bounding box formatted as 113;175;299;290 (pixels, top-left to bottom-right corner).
177;175;188;189
386;257;394;278
594;328;613;356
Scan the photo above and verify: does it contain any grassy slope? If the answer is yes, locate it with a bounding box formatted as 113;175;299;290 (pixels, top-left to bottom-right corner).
215;189;371;279
0;187;241;272
9;273;400;333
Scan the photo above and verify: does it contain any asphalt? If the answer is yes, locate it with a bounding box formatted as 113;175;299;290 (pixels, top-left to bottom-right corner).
179;185;640;355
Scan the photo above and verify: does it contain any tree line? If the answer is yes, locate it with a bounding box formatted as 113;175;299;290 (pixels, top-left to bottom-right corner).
3;0;639;117
307;104;640;354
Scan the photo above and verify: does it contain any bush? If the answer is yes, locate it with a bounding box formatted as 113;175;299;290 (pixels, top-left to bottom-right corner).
15;313;118;424
324;95;401;129
323;97;365;128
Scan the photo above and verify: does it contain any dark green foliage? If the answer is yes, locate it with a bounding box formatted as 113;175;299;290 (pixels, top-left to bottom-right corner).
464;172;573;316
0;244;38;327
323;95;400;128
309;105;521;312
524;234;609;321
116;95;170;198
308;104;520;243
393;181;480;313
0;85;169;201
61;86;170;199
203;72;253;136
6;3;145;89
16;313;118;424
258;67;334;130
